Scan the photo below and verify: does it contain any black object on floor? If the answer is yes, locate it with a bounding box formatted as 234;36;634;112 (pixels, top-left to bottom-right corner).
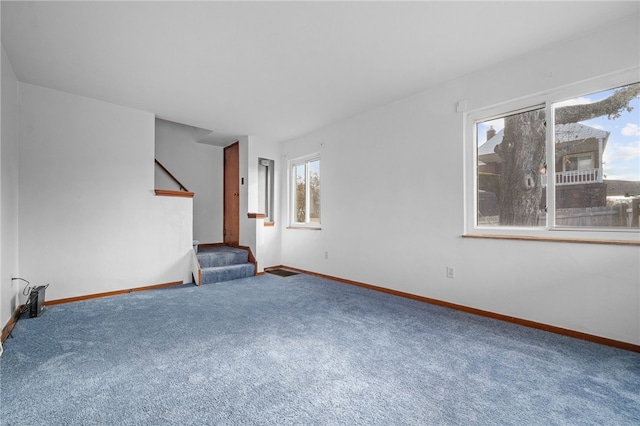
266;268;299;277
27;285;48;318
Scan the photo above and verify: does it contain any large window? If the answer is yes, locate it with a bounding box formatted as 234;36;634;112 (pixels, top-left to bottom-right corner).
468;73;640;240
290;155;320;227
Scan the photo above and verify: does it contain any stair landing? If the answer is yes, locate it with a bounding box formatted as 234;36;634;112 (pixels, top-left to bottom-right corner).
196;245;255;285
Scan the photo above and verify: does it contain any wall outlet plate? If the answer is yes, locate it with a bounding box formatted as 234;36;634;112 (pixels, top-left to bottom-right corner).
446;266;455;279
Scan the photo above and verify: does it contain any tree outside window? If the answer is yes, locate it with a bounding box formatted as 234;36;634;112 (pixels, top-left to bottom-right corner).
476;81;640;230
292;157;320;226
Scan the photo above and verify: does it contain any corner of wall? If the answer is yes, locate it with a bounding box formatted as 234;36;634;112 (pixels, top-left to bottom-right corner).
242;136;284;270
1;44;21;330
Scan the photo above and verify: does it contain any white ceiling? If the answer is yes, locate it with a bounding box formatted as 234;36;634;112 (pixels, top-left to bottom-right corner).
2;1;639;145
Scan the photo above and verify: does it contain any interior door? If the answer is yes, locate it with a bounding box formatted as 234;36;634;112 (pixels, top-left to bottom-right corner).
223;141;240;246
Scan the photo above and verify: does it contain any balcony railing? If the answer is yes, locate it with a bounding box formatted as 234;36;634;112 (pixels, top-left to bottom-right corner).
541;168;602;187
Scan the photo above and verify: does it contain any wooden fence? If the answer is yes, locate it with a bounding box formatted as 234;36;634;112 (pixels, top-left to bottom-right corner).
478;200;640;228
544;205;629;227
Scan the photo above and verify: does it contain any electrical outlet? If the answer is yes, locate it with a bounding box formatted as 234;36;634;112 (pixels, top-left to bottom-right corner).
446;266;455;279
324;251;329;260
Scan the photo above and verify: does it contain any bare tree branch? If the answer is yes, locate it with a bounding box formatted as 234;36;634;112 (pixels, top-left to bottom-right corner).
555;83;640;124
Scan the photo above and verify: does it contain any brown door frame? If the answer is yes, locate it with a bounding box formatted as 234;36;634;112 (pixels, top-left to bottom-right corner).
223;141;240;246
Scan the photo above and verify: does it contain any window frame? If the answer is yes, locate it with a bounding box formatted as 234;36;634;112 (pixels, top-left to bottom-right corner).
288;153;321;229
258;157;275;224
464;68;640;243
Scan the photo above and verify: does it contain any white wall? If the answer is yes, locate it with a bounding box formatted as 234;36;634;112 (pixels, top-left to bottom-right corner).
238;136;255;255
247;136;282;270
1;46;20;329
155;118;223;244
280;16;640;344
18;83;193;301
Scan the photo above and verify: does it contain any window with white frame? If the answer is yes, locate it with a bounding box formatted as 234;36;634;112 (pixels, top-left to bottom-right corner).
467;72;640;239
290;155;320;227
258;158;275;223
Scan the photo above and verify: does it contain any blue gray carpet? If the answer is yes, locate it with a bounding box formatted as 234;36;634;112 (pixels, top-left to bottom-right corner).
1;273;639;425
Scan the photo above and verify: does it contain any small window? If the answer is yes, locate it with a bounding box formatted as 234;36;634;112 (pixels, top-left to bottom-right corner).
562;153;594;172
258;158;274;223
290;155;320;227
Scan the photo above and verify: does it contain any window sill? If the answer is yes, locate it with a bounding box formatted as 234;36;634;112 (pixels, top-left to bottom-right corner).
287;226;321;231
462;234;640;246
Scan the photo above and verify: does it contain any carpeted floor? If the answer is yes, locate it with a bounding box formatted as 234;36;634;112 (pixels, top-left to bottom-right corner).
1;273;639;425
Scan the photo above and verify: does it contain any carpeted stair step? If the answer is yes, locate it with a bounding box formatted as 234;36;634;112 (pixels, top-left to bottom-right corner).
197;246;249;268
201;263;255;284
195;245;255;284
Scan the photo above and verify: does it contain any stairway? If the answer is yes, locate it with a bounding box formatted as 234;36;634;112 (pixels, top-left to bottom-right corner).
196;245;255;284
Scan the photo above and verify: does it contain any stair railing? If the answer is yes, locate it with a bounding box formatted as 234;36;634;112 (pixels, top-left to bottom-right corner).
155;159;190;192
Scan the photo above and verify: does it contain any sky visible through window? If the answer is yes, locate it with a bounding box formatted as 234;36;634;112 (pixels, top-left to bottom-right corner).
477;86;640;182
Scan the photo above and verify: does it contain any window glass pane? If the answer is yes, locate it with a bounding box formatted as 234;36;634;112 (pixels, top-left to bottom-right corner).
309;159;320;223
295;163;306;223
477;108;546;227
258;163;268;215
553;83;640;229
258;158;274;222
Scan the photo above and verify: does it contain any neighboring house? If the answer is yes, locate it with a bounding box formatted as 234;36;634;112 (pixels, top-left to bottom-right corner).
478;123;610;211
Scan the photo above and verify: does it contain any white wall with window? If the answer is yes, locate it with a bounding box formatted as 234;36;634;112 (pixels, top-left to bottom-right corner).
258;157;275;224
280;139;324;272
246;136;282;271
279;15;640;345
